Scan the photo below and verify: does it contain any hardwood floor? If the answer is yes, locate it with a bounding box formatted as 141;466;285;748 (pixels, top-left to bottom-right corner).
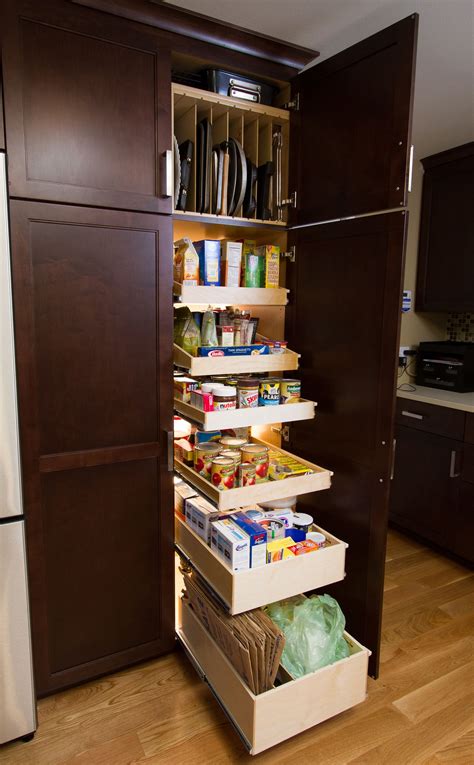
1;529;473;764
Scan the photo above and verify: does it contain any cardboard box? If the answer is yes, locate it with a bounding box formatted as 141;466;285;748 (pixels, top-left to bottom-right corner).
211;518;250;571
256;245;280;288
194;240;221;286
244;253;264;287
185;496;220;544
221;241;242;287
239;240;256;287
174;376;198;403
174;438;194;466
198;344;269;357
231;512;267;568
174;481;198;516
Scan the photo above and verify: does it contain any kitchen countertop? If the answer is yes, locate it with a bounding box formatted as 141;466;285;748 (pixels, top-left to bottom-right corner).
397;384;474;413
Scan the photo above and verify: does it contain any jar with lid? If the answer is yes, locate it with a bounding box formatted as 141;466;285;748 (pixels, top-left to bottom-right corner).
237;378;259;408
213;386;237;411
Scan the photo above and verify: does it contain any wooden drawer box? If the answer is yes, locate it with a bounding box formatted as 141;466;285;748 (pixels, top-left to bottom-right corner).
396;398;465;440
175;438;332;512
175;515;347;614
178;600;370;755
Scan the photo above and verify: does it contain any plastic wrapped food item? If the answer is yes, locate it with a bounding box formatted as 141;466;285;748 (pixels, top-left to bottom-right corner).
201;307;218;347
265;594;350;678
174;306;201;356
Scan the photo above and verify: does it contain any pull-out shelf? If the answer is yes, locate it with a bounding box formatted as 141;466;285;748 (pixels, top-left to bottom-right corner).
173;282;289;306
178;600;370;755
174;438;332;511
173;397;316;430
173;344;300;376
175;515;347;614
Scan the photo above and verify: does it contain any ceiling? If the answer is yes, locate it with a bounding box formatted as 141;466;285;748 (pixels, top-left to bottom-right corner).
164;0;473;156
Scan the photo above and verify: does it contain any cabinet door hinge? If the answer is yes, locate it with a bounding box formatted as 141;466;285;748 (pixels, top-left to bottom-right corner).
281;190;297;209
281;245;296;263
271;424;290;442
283;93;300;111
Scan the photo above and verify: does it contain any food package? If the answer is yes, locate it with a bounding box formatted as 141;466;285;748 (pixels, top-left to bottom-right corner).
266;537;296;562
244;252;264;287
198;344;269;357
230;512;267;568
185;495;220;544
174;375;198;403
174;306;201;356
221;241;242;287
256;245;280;288
268;449;314;480
194;240;221;286
174;238;199;286
211;518;250;571
265;594;350;678
201;307;218;346
174;481;198;516
239;240;256;286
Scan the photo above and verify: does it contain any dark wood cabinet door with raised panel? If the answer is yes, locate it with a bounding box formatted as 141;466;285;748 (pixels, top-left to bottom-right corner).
10;201;174;695
285;212;407;676
390;425;461;546
452;482;474;564
415;143;474;312
290;15;417;225
1;0;171;213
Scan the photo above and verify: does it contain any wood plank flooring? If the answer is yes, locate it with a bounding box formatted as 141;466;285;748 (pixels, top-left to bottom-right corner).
1;529;473;764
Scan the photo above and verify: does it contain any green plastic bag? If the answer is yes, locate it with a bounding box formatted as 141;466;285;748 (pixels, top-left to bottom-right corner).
265;594;350;678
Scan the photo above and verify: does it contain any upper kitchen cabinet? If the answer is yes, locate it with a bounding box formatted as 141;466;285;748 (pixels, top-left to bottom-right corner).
416;142;474;312
290;15;418;226
1;0;172;213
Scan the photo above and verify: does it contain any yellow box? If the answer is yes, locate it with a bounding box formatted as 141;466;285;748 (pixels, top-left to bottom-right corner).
256;245;280;288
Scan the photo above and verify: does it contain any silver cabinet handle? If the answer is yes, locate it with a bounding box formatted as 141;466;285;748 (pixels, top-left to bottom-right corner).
162;149;173;198
449;450;460;478
408;144;414;192
390;438;397;480
401;410;423;420
166;430;174;472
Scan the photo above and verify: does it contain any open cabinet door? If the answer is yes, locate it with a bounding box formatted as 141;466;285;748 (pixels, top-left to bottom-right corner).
289;14;418;225
286;212;408;676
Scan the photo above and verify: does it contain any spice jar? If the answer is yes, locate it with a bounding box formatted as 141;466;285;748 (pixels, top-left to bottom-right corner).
237;378;259;408
213;386;237;411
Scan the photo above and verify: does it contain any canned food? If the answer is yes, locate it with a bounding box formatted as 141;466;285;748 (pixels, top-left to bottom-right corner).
219;436;248;451
194;443;221;477
292;512;314;532
211;456;236;490
220;449;242;465
280;379;301;404
240;444;269;482
245;508;265;522
239;462;256;487
258;379;281;406
237;378;259;409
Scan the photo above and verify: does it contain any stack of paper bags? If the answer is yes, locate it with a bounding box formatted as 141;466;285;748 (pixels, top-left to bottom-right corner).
182;570;285;694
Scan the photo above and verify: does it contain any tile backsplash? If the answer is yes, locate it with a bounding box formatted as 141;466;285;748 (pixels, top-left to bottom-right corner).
446;313;474;342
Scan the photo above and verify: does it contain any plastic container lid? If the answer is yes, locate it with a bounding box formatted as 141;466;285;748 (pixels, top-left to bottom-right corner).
214;386;236;397
293;512;314;528
201;382;225;393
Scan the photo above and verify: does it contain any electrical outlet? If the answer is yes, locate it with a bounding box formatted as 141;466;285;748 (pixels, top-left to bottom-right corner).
399;345;416;368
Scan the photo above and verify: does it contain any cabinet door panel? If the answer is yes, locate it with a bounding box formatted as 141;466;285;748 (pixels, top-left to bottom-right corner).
286;212;407;676
291;15;417;225
10;201;174;694
451;482;474;564
416;146;474;312
390;426;461;546
42;460;160;674
2;0;171;213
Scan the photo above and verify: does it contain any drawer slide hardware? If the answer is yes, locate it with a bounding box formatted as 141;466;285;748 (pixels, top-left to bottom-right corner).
281;190;297;210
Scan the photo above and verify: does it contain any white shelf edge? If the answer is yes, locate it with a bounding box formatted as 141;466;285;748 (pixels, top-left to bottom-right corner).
174;397;316;430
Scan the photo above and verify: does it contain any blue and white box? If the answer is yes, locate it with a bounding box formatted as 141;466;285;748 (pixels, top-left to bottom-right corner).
231;512;267;568
194;239;221;286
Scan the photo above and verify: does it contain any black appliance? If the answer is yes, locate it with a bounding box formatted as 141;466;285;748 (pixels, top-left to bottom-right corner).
416;341;474;392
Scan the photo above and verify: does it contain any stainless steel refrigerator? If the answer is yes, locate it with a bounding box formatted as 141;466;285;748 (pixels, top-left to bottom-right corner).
0;151;37;745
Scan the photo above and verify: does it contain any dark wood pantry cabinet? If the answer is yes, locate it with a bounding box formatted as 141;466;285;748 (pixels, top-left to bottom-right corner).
9;201;174;694
390;401;474;564
1;0;418;700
